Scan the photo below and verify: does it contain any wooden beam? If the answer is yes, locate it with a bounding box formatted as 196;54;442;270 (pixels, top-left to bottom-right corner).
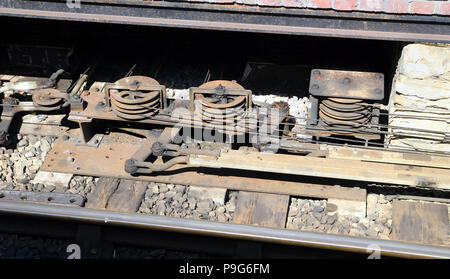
85;177;120;210
392;200;449;246
233;192;290;229
106;180;148;213
326;146;450;169
191;150;450;189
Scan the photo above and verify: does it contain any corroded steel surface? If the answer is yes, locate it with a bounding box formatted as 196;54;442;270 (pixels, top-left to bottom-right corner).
309;69;384;100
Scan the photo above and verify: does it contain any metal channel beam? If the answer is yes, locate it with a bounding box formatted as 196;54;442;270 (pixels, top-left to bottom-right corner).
0;0;448;42
0;201;449;259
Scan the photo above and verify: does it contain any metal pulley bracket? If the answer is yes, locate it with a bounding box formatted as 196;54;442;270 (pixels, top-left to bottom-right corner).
0;69;65;94
309;69;384;101
124;140;221;175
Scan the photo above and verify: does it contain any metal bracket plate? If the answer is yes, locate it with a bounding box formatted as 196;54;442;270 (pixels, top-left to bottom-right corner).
74;133;104;148
0;190;85;207
309;69;384;100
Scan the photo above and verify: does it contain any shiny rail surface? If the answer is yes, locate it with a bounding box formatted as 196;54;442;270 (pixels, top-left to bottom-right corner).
0;201;449;259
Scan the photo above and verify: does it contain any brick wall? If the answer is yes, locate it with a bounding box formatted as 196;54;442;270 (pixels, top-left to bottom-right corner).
184;0;450;16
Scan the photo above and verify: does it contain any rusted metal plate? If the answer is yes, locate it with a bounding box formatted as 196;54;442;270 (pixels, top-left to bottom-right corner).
41;139;367;201
18;124;68;137
309;69;384;100
392;200;449;246
0;190;85;207
233;191;290;229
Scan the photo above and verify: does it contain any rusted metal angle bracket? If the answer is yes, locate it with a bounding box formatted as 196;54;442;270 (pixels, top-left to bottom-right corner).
0;190;85;207
0;0;448;43
189;150;450;189
41;140;367;201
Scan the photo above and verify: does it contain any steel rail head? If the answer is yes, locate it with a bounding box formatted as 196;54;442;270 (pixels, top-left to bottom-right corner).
0;201;448;259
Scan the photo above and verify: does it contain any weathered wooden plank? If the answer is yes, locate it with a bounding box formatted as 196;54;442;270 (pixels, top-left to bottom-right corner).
233;191;290;229
392;200;449;246
42;141;367;201
191;150;450;189
106;179;148;213
85;177;120;209
326;146;450;169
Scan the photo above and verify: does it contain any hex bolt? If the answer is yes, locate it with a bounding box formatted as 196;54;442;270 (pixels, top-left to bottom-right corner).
343;77;351;84
312;84;319;90
375;88;382;95
376;74;383;79
312;70;321;76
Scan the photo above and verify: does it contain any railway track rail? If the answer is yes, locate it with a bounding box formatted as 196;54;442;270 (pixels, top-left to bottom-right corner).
0;0;449;43
0;200;449;259
0;20;448;258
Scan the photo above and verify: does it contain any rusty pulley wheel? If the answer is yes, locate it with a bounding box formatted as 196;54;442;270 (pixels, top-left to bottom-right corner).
194;80;249;124
319;103;370;121
110;76;162;120
32;88;66;107
327;97;364;104
114;76;160;89
196;80;246;110
318;96;372;130
322;99;368;112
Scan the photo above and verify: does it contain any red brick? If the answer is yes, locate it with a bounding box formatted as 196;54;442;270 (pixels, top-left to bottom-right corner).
334;0;358;11
235;0;258;4
384;0;409;14
212;0;234;3
358;0;383;12
284;0;307;8
258;0;282;6
308;0;333;9
437;2;450;15
410;1;435;15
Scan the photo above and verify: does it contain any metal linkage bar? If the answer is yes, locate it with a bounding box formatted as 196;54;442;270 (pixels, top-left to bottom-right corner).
0;201;448;259
0;0;448;42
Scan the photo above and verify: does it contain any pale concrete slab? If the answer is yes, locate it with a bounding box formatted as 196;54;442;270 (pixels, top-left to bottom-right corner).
188;186;227;204
328;198;367;219
31;171;73;187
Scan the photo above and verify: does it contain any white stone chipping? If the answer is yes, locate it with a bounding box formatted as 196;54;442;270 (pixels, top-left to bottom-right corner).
387;43;450;152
